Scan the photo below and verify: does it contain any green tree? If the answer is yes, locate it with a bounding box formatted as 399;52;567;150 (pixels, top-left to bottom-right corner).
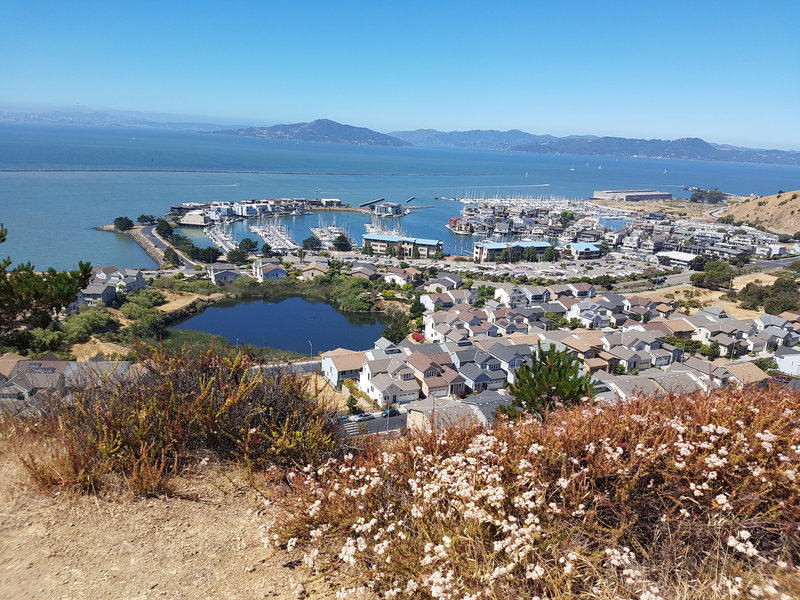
362;244;374;256
155;219;174;239
303;236;323;251
226;247;250;265
137;214;157;225
409;296;424;318
332;234;352;252
189;246;222;264
163;247;182;267
261;243;272;257
238;237;258;253
113;216;135;231
504;344;594;420
0;224;92;346
61;308;119;344
381;313;411;344
542;247;558;262
126;288;166;308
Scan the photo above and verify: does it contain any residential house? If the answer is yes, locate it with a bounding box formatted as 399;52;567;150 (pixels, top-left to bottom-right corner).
77;284;117;307
208;264;243;286
321;349;367;388
775;346;800;376
254;263;288;282
299;263;329;281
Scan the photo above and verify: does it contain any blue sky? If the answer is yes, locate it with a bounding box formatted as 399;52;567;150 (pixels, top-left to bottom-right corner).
2;0;798;149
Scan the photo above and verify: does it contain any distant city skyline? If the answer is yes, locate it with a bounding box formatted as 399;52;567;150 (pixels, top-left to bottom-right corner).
2;1;798;150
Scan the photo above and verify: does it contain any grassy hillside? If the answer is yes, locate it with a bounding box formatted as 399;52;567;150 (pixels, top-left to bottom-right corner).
723;189;800;234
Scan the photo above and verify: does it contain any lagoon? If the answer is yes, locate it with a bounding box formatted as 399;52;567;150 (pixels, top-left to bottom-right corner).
171;296;390;354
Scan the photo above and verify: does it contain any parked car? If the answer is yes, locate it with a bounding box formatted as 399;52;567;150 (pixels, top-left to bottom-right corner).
349;412;376;422
382;408;400;418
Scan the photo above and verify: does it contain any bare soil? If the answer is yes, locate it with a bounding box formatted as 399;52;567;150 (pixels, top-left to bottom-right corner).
70;338;131;361
0;453;344;600
156;291;225;313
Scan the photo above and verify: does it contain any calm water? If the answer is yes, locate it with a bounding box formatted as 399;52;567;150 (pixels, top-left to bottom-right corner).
2;123;800;269
171;296;389;353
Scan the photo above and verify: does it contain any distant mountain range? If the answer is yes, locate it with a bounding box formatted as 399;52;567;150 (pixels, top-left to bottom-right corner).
214;119;410;147
0;110;235;131
3;109;798;165
388;128;557;149
389;129;800;165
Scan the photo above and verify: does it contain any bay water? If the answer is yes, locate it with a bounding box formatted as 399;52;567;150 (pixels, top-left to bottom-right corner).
2;123;800;271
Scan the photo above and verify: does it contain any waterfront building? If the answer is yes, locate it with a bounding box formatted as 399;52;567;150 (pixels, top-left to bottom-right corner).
179;210;212;227
362;234;443;258
372;201;406;217
567;242;602;260
656;250;697;269
472;240;551;263
592;190;673;202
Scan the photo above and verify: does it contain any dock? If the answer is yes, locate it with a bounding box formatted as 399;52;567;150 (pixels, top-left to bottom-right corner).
205;225;238;252
248;224;299;253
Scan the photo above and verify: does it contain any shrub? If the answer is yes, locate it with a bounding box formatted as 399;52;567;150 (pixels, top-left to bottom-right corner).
61;309;120;344
13;345;344;496
125;288;166;308
268;387;800;599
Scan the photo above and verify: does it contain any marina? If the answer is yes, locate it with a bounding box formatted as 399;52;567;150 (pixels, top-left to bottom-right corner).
310;225;355;250
248;223;299;253
204;224;238;252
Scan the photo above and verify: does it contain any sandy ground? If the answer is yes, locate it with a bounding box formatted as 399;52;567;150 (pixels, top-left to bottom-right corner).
591;198;719;219
156;291;224;313
629;273;778;320
0;451;347;600
70;338;131;361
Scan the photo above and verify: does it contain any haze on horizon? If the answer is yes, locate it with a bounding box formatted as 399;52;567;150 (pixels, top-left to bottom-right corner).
2;1;798;151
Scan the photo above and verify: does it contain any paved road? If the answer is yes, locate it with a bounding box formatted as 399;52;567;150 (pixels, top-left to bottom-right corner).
140;224;201;268
342;413;407;436
256;360;321;374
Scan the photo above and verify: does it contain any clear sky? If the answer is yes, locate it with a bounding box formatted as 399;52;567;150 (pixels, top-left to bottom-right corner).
2;0;798;149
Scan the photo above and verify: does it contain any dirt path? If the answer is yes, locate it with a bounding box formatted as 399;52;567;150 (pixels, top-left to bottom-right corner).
0;458;344;600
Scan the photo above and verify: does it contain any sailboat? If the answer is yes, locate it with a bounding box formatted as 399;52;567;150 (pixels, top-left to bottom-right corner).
569;166;575;171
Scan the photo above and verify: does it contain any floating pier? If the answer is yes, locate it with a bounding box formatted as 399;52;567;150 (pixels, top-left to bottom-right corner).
249;224;299;253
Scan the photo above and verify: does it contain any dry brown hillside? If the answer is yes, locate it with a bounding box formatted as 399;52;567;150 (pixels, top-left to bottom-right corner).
723;189;800;233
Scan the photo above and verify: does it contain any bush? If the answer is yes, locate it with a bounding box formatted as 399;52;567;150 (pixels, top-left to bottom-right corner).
125;288;166;308
61;309;120;344
269;387;800;599
14;345;345;496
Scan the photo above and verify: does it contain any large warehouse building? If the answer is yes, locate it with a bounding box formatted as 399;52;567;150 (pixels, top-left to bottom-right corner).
592;189;673;202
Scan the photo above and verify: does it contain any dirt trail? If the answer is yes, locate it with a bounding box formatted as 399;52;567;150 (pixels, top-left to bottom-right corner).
0;458;343;600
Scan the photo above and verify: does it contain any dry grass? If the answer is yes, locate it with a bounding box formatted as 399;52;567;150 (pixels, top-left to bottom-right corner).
6;345;346;497
723;189;800;234
268;387;800;599
70;336;130;361
627;284;764;319
156;290;224;313
591;198;719;219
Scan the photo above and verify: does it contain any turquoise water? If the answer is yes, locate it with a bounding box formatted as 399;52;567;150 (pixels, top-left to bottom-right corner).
171;296;389;353
2;123;799;270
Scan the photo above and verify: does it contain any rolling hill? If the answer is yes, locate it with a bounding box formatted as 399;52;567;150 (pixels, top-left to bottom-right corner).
722;189;800;233
214;119;410;146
